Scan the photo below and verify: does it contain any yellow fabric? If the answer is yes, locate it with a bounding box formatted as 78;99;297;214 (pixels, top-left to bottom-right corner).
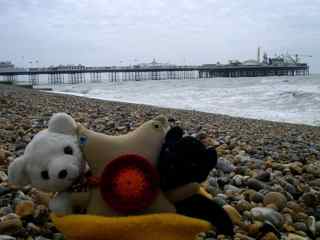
51;213;212;240
197;186;214;200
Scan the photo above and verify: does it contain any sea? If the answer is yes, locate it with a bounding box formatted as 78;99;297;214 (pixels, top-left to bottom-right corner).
37;75;320;126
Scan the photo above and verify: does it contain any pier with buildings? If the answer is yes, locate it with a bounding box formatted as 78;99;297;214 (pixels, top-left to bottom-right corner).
0;51;311;86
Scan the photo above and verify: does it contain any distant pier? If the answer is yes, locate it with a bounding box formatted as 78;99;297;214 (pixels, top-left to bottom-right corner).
198;64;309;78
0;63;310;86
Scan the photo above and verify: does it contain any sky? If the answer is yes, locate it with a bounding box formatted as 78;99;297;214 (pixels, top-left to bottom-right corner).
1;0;320;72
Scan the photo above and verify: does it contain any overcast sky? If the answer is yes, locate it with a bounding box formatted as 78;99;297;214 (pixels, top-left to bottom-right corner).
1;0;319;72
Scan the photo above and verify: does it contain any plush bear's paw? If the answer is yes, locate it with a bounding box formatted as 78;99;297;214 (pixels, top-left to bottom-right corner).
175;194;234;236
49;192;73;215
29;189;52;206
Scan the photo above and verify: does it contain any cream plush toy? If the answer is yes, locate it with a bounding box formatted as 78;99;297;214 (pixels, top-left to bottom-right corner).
8;113;86;214
76;114;176;216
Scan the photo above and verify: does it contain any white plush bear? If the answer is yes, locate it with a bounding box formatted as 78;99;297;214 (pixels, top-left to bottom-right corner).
8;113;86;214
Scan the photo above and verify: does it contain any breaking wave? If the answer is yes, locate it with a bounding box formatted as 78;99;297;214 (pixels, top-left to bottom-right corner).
50;75;320;126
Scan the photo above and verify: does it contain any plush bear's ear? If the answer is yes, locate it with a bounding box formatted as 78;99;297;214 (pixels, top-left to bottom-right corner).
164;126;184;147
153;115;169;129
8;156;30;187
48;113;77;135
205;147;218;169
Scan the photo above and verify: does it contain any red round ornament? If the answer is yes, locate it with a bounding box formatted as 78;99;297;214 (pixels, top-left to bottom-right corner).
100;154;160;214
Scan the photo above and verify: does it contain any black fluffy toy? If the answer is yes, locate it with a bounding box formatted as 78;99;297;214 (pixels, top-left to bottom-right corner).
158;126;234;236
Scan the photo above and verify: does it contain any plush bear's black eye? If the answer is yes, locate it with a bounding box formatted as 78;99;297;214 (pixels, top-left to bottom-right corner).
64;146;73;155
41;170;49;180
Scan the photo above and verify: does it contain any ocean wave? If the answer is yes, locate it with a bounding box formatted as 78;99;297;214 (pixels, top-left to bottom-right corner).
279;90;320;99
51;76;320;126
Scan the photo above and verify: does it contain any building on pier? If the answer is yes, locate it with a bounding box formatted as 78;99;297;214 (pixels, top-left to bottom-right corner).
134;58;175;68
0;61;25;83
48;64;86;71
0;61;15;69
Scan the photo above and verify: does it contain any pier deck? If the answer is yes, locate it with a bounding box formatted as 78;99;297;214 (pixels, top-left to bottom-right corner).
0;63;310;85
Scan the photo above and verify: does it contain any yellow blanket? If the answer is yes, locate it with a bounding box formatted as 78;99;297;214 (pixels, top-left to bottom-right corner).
51;213;212;240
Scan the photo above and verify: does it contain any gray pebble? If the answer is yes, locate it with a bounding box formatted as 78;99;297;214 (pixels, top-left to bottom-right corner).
246;178;267;191
0;235;16;240
224;184;241;193
216;158;235;173
251;207;284;228
0;206;13;217
293;222;308;232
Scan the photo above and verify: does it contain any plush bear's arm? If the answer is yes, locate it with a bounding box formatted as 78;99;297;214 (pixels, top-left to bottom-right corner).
49;191;90;215
142;191;176;214
164;183;200;203
49;192;73;215
71;192;90;209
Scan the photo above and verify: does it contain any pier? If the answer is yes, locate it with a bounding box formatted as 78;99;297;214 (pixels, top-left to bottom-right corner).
0;63;310;86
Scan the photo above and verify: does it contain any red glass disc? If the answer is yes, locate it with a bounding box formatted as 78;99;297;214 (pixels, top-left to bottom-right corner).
100;154;160;214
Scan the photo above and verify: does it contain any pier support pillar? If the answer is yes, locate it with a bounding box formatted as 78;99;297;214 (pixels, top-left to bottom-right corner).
3;75;17;84
28;74;39;85
90;72;101;83
151;71;160;80
111;72;117;82
134;72;141;81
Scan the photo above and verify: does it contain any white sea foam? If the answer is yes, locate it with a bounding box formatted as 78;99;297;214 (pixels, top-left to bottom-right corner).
46;75;320;126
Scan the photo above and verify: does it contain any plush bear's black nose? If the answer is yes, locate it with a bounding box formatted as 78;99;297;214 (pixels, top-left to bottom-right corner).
58;169;68;179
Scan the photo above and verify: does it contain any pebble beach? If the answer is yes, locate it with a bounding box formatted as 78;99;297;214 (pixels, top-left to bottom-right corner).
0;84;320;240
